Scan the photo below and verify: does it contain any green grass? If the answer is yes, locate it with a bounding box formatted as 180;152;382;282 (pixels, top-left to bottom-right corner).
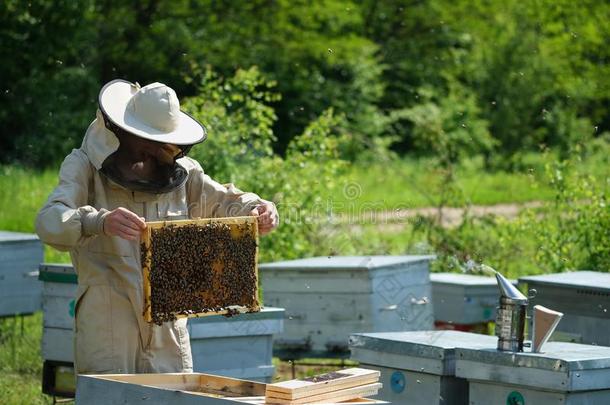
0;313;52;404
0;166;58;233
0;168;68;404
326;151;609;212
0;166;72;263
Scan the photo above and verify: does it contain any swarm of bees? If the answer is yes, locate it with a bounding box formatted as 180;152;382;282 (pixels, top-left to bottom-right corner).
140;222;259;325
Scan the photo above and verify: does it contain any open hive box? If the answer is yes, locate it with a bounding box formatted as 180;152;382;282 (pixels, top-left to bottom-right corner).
76;372;386;404
141;216;260;324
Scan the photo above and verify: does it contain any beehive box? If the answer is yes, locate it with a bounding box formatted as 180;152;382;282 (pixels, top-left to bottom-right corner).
430;273;515;327
456;342;610;404
0;230;44;316
141;217;260;324
519;271;610;346
39;263;78;397
75;373;388;404
260;256;435;355
349;331;497;405
188;307;284;382
39;263;285;393
39;264;77;363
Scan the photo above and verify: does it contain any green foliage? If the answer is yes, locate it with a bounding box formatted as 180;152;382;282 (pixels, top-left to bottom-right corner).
415;142;610;277
184;66;279;183
415;214;536;278
527;151;610;272
260;109;350;260
12;68;99;167
385;80;495;211
393;81;496;166
364;0;609;161
0;0;97;166
196;0;385;151
184;68;349;261
456;0;608;162
2;0;609;166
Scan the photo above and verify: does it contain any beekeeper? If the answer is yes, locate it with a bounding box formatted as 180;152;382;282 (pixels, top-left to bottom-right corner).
35;79;279;374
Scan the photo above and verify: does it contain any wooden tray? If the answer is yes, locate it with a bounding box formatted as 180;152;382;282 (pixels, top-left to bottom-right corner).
141;216;259;323
76;373;387;404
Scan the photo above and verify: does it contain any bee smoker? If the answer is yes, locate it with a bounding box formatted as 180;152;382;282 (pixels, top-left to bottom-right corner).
495;271;529;352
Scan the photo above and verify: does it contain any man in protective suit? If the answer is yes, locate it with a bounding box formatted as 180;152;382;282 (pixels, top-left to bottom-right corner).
36;80;279;374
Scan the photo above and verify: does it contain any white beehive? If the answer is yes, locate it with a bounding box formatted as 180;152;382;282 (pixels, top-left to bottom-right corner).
0;231;44;316
430;273;516;326
456;342;610;404
519;271;610;346
260;256;435;355
349;331;497;405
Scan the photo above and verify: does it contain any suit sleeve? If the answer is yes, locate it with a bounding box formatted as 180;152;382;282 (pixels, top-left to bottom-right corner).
185;158;265;218
35;149;109;251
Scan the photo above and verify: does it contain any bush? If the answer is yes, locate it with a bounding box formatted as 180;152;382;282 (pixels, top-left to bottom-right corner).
184;66;279;183
526;149;610;272
184;67;350;262
415;142;610;277
11;68;98;167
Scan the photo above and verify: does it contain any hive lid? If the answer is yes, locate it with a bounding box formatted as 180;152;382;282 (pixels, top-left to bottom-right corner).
456;342;610;392
520;271;610;292
457;342;610;372
259;255;435;271
350;331;497;375
0;230;40;243
431;272;516;286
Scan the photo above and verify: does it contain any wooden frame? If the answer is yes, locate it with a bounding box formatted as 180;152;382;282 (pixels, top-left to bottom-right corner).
141;216;259;323
265;368;382;404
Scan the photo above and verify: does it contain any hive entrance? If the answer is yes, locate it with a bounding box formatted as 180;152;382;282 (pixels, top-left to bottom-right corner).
140;217;260;324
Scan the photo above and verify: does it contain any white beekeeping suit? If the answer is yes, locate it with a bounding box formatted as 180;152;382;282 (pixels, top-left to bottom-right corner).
36;80;269;374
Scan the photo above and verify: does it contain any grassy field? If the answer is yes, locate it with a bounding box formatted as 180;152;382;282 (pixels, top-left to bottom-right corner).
328;151;609;211
1;153;581;268
0;313;51;404
3;150;606;234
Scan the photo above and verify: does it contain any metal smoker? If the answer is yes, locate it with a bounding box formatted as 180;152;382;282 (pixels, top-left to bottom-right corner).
495;271;529;352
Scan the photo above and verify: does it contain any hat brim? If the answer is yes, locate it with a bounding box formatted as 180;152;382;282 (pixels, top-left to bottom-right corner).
99;79;206;145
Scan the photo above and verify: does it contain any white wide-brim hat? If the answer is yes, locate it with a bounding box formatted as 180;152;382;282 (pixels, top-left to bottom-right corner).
99;79;206;145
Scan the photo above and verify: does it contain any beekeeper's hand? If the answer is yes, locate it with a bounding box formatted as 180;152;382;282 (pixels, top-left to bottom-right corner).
250;201;279;236
103;207;147;240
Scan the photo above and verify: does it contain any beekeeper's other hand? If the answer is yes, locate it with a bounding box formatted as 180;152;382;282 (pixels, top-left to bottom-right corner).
250;201;279;236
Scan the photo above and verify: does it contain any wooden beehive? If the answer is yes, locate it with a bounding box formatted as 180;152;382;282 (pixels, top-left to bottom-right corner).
141;216;260;324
